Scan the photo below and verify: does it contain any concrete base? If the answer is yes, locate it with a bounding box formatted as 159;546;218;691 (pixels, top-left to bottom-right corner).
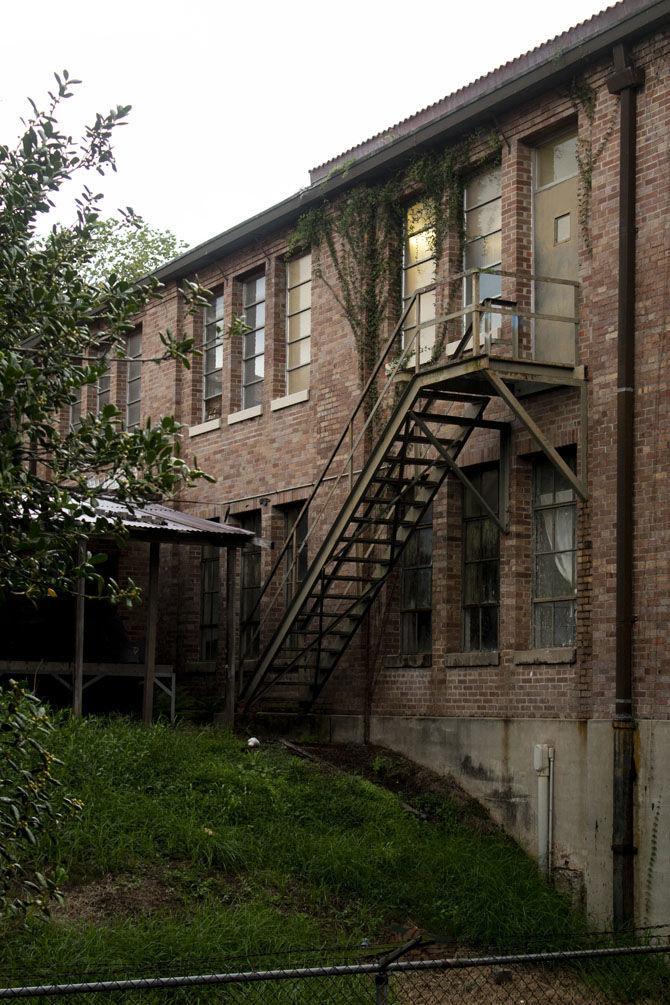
312;713;670;929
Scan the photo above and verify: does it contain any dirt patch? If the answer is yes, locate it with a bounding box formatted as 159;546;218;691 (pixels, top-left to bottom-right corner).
288;741;499;835
55;869;182;924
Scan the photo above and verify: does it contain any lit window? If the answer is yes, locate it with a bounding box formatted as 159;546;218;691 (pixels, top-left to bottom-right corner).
126;329;141;430
241;273;265;409
239;510;262;659
462;467;500;651
200;532;219;661
464;165;502;339
402;203;436;366
533;456;576;647
536;132;578;189
400;504;432;654
203;290;224;420
286;254;311;394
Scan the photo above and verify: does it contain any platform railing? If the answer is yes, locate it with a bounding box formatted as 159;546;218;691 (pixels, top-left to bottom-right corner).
239;268;580;669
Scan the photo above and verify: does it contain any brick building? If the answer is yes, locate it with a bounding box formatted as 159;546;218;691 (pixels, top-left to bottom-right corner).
72;0;670;929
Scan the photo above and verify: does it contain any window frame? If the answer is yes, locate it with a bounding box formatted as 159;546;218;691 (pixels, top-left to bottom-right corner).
402;202;436;366
241;272;265;409
532;454;577;648
126;329;142;431
238;510;262;660
203;289;224;420
400;503;433;655
95;345;111;416
461;465;500;652
286;253;312;395
463;164;503;338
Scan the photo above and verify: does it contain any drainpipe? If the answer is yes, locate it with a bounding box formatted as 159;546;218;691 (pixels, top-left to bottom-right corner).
534;743;554;875
606;43;644;932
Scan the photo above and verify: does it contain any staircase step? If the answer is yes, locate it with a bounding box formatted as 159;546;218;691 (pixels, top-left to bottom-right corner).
395;434;457;447
339;536;390;545
326;574;372;582
349;516;417;526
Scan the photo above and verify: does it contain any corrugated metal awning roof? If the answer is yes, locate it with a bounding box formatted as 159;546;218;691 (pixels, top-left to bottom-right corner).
81;498;253;546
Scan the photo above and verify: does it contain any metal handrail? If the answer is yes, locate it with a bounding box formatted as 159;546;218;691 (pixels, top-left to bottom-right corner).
239;267;580;663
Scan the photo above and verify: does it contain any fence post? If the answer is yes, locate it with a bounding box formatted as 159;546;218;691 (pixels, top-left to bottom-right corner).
375;971;389;1004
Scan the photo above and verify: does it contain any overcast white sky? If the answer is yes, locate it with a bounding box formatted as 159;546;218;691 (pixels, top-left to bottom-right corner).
1;0;613;251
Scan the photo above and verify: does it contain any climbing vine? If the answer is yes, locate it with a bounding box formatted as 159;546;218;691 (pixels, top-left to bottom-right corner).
289;129;502;404
569;77;618;256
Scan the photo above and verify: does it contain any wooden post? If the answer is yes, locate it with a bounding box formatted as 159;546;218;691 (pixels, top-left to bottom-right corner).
225;546;239;725
142;541;161;726
73;538;86;717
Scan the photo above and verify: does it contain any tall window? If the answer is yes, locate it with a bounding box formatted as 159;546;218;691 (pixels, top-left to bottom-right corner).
69;365;83;430
200;535;220;661
126;329;141;430
464;166;502;340
203;290;224;420
402;203;436;366
533;456;576;647
96;346;111;415
400;503;432;654
284;503;308;604
462;467;500;651
239;510;262;659
286;253;311;394
241;273;265;409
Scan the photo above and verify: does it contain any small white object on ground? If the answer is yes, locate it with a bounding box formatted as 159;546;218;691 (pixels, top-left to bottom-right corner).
247;736;261;748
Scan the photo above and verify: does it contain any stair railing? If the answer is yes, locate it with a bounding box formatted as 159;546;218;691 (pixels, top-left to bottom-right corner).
239;267;580;664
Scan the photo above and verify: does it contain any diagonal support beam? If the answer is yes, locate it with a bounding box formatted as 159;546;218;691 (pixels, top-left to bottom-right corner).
483;370;587;501
410;413;507;533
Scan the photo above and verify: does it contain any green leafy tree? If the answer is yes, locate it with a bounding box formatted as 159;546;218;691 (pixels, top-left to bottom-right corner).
0;71;210;602
0;681;78;922
82;216;188;286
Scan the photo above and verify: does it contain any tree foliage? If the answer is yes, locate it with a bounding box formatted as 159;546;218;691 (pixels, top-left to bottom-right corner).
81;215;188;286
0;71;210;602
0;681;78;922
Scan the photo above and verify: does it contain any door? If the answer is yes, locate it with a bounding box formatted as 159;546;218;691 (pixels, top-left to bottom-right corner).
534;131;579;364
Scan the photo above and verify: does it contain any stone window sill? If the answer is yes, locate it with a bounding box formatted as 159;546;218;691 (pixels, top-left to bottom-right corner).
270;388;310;411
513;647;576;666
227;404;262;425
384;653;432;670
445;650;500;668
188;417;221;437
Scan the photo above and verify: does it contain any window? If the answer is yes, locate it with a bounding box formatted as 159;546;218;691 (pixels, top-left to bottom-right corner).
402;202;436;366
462;467;500;651
241;273;265;409
536;132;578;190
96;346;111;415
286;254;311;394
238;511;262;659
533;456;576;647
284;503;308;603
203;290;224;420
400;503;432;654
69;366;83;430
126;329;141;430
464;165;502;341
200;534;220;661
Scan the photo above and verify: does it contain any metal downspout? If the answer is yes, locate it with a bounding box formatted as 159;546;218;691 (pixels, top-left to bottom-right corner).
606;43;644;932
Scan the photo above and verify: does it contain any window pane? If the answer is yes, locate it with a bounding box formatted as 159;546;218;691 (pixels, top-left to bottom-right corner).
481;560;499;603
555;505;574;552
404;259;435;295
535;509;554;553
244;302;265;330
401;613;415;654
244;356;264;384
243;275;265;306
243;381;262;409
464;564;481;605
205;371;222;399
128;359;141;383
416;568;432;609
406;202;431;236
465;167;501;209
465;200;501;240
288;339;311;368
534;603;553;648
406;229;433;265
479;271;502;302
416;610;432;653
481;468;499;511
554;600;576;646
536;553;573;598
555;471;575;504
465;233;502;270
243;329;265;359
465;520;481;560
288;310;311;343
418;289;436;323
481;519;499;559
288;254;311;287
127;400;140;428
402;570;417;609
481;605;498;650
535;461;554;505
288;283;311;314
416;526;432;565
537;133;578;188
288;364;310;394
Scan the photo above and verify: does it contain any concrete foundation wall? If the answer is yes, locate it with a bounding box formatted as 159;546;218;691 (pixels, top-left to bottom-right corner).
319;713;670;929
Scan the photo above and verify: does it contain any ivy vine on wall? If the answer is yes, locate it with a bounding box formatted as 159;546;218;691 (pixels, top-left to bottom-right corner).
569;77;618;257
288;129;502;404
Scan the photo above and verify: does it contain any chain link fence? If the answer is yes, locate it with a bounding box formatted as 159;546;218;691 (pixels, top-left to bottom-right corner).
0;941;669;1003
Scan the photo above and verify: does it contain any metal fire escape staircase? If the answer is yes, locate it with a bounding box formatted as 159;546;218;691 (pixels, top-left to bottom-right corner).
239;269;586;714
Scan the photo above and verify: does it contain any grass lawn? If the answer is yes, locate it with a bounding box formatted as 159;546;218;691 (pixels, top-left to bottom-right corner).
0;718;587;993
